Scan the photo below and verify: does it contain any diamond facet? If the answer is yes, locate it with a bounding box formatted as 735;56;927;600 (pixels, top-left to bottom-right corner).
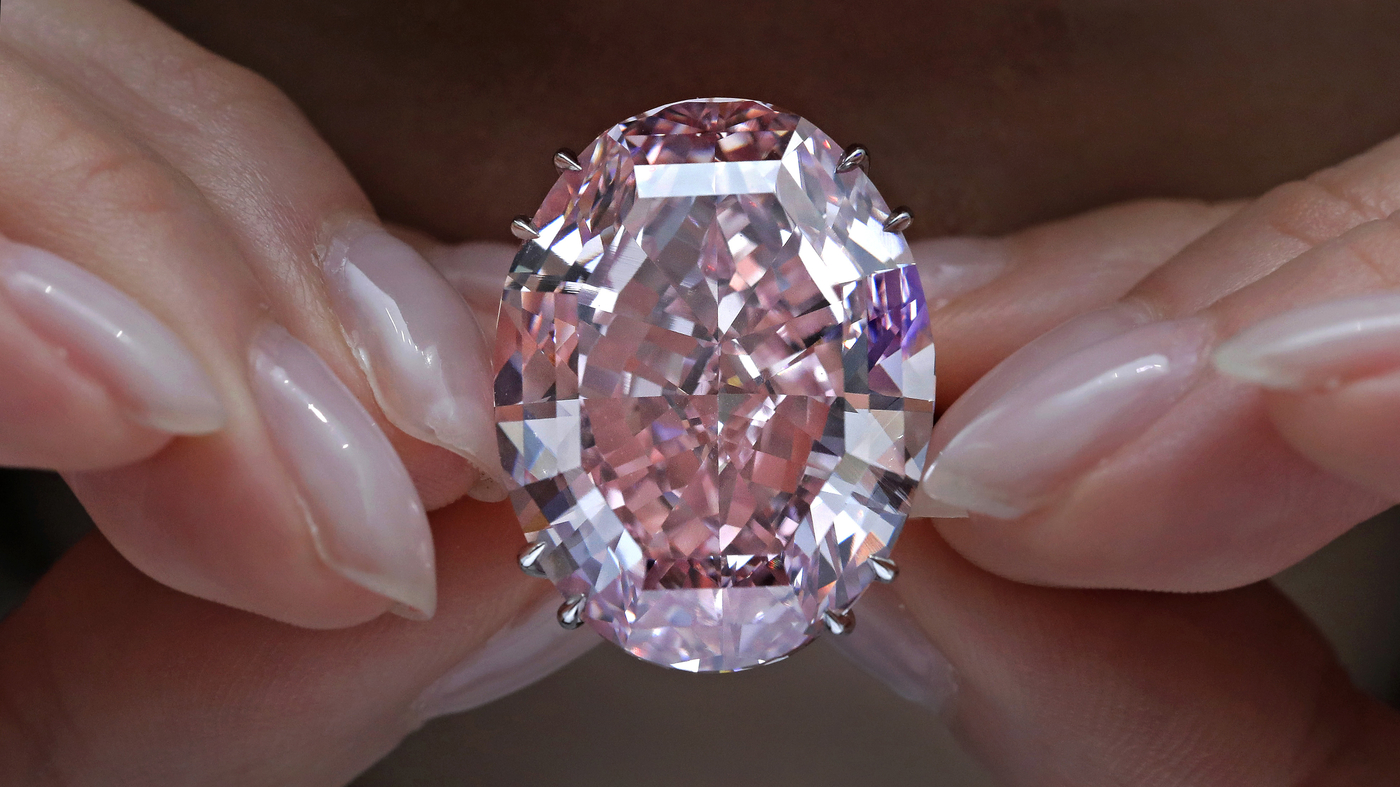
494;98;935;672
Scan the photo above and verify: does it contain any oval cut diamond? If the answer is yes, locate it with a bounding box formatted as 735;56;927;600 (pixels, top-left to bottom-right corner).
494;98;935;672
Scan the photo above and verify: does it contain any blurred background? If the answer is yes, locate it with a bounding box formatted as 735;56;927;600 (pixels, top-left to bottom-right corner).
4;468;1398;786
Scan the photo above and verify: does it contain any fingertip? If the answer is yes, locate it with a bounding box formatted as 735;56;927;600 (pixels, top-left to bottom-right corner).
317;223;502;491
0;237;228;425
0;322;175;469
0;236;228;469
1211;293;1400;500
1211;338;1290;388
1264;370;1400;502
409;590;600;721
890;527;1381;787
424;240;517;333
130;379;226;436
908;494;970;518
919;316;1210;521
249;325;438;623
63;322;442;632
389;602;434;622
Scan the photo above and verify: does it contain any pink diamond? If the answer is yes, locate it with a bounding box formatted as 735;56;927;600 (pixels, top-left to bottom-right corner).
494;99;935;672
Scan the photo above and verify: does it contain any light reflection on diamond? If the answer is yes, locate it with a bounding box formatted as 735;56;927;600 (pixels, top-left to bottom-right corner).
495;98;935;672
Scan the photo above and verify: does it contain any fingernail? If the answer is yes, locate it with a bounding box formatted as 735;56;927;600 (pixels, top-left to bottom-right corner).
422;241;514;325
1214;292;1400;391
0;237;224;434
921;315;1211;518
910;303;1155;517
912;237;1011;310
411;593;600;720
467;474;508;503
827;584;957;713
250;325;436;618
322;224;501;495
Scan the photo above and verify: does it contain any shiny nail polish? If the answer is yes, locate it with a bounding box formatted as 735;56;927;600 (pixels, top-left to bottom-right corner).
1214;292;1400;390
250;325;436;618
910;303;1155;517
422;241;516;329
0;237;224;434
322;225;501;493
921;316;1211;519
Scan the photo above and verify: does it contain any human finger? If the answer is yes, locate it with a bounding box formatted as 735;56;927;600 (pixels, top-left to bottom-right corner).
918;135;1400;590
424;201;1241;391
1213;291;1400;501
0;40;431;626
425;201;1238;529
916;198;1242;401
0;233;224;470
0;0;499;627
3;0;502;500
0;497;597;786
839;527;1400;787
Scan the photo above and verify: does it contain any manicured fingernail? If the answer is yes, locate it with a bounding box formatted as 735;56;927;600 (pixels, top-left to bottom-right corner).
422;241;514;326
467;474;508;503
912;237;1011;309
910;303;1155;517
250;325;436;618
921;315;1211;519
412;594;600;720
0;237;224;434
827;584;957;713
1214;292;1400;391
322;224;501;495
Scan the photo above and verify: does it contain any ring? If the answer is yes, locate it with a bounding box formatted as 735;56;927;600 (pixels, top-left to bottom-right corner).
494;98;935;673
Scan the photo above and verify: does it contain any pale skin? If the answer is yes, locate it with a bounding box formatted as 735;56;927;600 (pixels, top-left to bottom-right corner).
2;0;1400;784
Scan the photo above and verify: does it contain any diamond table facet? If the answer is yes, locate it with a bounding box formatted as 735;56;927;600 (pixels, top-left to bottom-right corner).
494;98;935;672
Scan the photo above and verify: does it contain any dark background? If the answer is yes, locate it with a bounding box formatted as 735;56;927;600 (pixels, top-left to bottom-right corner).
131;0;1400;244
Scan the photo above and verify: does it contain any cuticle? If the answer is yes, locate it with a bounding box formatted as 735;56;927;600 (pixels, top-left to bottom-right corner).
317;212;381;268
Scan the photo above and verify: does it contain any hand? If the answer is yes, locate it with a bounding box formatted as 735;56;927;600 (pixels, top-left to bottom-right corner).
834;157;1400;782
0;0;588;782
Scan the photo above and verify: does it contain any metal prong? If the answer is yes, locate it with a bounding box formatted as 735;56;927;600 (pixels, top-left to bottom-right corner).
869;555;899;583
836;144;869;174
557;593;587;630
821;608;856;636
511;215;540;241
517;541;548;578
553;148;583;172
882;207;913;233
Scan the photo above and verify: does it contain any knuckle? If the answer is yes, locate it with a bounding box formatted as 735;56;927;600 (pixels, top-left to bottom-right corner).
1304;167;1398;225
0;80;185;224
1257;181;1400;289
1257;178;1376;249
164;50;303;130
57;131;183;221
1334;216;1400;288
1257;167;1398;254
